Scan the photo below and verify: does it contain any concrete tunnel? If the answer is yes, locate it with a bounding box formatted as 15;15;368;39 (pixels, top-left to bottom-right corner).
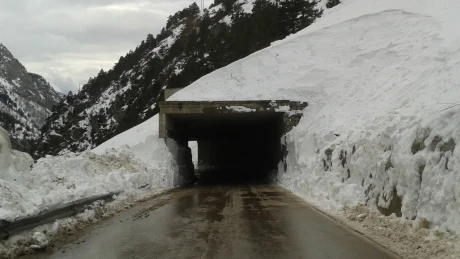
159;98;308;184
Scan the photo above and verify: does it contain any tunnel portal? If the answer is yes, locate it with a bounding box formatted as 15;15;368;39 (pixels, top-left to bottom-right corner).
159;100;308;185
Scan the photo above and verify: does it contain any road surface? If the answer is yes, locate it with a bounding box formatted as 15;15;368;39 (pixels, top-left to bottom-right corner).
28;183;397;259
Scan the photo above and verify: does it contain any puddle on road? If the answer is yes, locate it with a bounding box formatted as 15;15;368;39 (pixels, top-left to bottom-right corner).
19;185;396;259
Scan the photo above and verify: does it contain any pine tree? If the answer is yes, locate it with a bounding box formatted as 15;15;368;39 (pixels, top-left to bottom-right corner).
279;0;322;36
326;0;341;8
215;0;238;11
250;0;280;51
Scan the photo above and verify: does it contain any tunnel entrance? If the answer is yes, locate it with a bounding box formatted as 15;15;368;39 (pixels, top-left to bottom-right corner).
173;113;283;182
159;100;308;185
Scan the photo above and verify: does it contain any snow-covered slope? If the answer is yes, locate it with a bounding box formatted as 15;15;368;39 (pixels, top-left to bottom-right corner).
0;44;62;151
170;0;460;236
92;115;170;168
92;115;198;176
0;122;177;222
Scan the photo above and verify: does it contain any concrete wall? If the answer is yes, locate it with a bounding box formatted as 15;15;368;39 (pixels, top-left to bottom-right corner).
165;138;195;185
164;88;183;100
157;88;184;103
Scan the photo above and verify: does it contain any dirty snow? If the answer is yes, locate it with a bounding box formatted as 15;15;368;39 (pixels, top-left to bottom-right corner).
1;199;137;258
226;106;256;113
0;116;178;256
338;205;460;259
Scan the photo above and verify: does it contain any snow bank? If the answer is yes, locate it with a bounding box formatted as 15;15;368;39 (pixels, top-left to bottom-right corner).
0;126;12;175
0;116;177;222
169;0;460;235
0;149;175;222
0;117;179;256
92;115;164;164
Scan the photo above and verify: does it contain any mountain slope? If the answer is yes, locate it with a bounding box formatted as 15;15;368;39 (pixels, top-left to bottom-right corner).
0;44;62;151
33;0;323;158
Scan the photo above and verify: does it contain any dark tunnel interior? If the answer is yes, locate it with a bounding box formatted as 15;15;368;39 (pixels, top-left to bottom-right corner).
167;113;285;184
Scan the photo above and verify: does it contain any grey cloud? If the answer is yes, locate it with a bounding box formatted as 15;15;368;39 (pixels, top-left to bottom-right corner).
46;70;79;94
0;0;213;93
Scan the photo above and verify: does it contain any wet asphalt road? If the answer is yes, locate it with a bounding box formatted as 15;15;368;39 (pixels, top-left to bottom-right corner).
29;183;397;259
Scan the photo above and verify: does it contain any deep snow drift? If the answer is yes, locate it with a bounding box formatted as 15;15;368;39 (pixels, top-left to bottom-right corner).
0;116;179;257
170;0;460;237
0;117;177;222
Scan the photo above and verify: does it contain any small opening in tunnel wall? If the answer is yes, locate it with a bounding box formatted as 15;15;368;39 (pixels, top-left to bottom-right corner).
189;141;198;169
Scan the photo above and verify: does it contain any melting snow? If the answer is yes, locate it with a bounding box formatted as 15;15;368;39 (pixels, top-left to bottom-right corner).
226;106;256;112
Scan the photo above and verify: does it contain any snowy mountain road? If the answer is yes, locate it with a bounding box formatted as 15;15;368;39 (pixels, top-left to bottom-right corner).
28;184;397;259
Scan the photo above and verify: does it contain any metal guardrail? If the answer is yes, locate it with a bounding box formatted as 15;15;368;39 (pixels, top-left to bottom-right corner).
0;191;121;240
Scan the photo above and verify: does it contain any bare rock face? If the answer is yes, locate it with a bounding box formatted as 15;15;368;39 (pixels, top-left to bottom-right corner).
0;43;62;152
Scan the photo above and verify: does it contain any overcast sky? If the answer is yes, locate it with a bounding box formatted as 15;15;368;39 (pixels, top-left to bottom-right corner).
0;0;213;93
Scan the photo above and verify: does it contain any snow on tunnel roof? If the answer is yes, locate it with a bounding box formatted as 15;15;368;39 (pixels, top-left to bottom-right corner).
169;0;460;104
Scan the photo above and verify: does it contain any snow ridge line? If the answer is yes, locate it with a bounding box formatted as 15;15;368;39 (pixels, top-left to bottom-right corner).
0;191;121;240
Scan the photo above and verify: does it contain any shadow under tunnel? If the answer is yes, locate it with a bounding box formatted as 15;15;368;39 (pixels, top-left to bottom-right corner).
168;113;285;185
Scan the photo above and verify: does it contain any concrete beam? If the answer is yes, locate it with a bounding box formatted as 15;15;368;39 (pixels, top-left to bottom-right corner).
159;100;307;114
159;100;308;138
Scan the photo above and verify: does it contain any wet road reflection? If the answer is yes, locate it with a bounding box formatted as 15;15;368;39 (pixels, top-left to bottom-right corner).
27;183;397;259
